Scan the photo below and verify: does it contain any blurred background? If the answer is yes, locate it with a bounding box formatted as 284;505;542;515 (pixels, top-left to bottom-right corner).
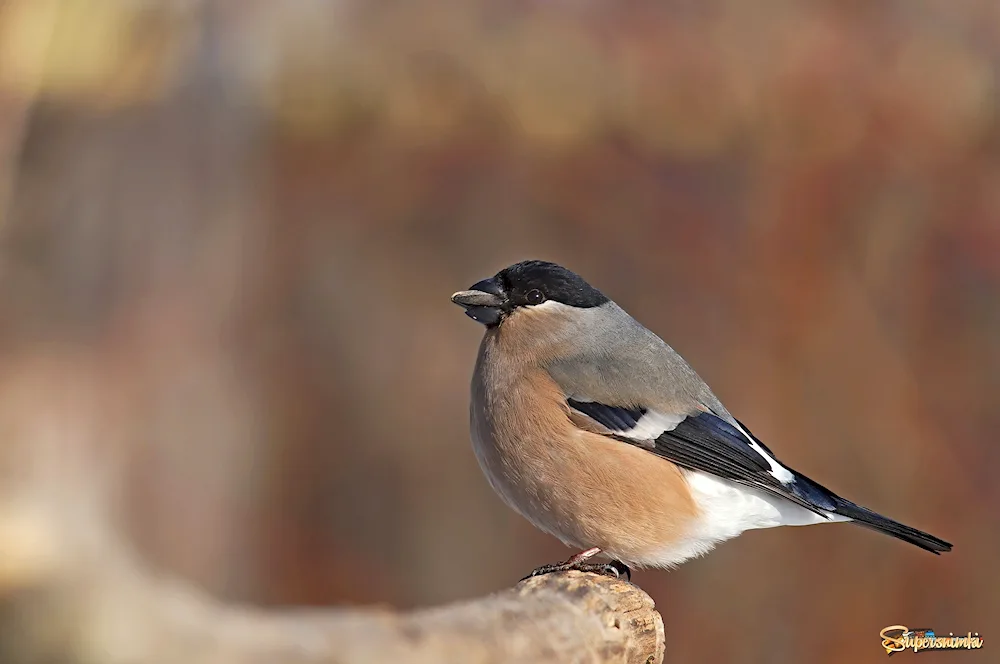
0;0;997;662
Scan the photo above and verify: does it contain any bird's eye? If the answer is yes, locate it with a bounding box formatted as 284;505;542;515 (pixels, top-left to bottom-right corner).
525;289;545;305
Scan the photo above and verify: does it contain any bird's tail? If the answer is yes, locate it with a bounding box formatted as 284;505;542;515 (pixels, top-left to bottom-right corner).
829;496;953;554
789;471;952;554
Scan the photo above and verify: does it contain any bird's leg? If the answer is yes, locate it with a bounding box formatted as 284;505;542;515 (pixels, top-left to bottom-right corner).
521;547;632;582
564;547;602;565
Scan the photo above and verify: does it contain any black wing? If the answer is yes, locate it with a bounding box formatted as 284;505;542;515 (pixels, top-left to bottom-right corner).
566;399;953;553
567;399;835;515
650;411;836;513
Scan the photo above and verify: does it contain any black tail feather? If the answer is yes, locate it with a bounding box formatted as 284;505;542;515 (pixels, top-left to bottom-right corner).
788;470;952;554
830;497;953;554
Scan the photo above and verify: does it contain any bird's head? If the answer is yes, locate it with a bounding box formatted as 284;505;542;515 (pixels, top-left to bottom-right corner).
451;260;608;329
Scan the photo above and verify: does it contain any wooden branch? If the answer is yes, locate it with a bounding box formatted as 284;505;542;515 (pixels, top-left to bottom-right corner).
0;360;663;664
0;503;664;664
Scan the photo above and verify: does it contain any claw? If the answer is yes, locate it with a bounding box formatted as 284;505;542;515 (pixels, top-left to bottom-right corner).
520;558;632;582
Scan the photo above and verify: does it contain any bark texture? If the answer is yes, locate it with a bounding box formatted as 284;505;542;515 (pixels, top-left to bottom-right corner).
0;503;664;664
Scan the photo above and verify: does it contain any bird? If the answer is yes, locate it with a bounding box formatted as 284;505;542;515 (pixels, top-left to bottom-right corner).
451;259;951;580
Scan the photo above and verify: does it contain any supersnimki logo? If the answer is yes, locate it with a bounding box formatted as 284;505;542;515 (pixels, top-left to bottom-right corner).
880;625;983;655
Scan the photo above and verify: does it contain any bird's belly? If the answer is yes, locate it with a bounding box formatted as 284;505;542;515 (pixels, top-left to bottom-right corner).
471;417;702;565
635;470;839;567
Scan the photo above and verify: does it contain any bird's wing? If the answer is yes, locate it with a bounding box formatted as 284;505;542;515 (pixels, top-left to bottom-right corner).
565;397;838;516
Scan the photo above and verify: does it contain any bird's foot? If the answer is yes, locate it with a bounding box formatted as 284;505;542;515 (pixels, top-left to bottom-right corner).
521;558;631;582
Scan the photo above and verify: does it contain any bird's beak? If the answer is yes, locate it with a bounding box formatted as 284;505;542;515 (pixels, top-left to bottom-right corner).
451;277;507;326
